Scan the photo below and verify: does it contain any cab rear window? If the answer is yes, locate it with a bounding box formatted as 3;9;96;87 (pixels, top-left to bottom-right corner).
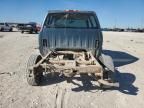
45;13;98;29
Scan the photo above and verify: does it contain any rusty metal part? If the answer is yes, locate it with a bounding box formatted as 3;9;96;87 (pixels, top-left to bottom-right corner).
49;59;95;65
40;63;102;74
98;79;119;88
33;51;52;68
27;50;119;88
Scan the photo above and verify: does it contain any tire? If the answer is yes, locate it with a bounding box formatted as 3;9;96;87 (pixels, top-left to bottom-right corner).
29;31;33;34
21;31;24;34
99;54;116;83
0;28;4;32
26;54;43;86
9;28;13;32
35;30;38;34
29;30;33;34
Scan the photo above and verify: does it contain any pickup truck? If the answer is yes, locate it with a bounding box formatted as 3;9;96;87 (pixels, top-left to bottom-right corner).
26;10;119;88
20;23;38;34
0;23;13;32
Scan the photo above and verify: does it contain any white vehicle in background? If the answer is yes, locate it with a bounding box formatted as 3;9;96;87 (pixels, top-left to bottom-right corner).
0;23;13;32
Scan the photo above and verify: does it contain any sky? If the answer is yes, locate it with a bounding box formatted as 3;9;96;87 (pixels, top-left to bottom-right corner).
0;0;144;28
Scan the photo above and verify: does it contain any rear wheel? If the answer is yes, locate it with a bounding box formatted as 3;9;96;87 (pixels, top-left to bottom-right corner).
9;28;13;32
35;30;38;34
29;29;33;34
0;28;4;31
99;54;116;83
26;54;43;86
21;31;24;34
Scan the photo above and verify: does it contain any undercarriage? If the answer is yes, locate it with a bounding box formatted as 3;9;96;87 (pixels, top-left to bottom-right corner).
26;50;119;88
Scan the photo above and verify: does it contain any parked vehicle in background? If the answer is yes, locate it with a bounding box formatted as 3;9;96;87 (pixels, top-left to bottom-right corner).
17;23;25;31
20;23;39;34
112;28;124;32
0;23;13;32
36;24;41;32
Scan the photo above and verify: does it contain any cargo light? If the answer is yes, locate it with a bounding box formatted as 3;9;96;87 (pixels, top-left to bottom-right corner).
64;10;79;12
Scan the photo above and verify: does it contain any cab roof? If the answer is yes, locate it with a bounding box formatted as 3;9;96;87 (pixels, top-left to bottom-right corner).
48;10;96;14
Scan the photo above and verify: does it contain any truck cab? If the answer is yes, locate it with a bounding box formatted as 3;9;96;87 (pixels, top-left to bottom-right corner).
39;10;103;58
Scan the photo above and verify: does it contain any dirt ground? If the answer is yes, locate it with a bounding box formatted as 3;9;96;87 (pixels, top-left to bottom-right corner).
0;31;144;108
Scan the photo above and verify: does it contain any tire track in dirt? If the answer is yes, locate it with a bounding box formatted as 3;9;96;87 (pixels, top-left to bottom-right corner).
1;32;144;108
54;87;68;108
